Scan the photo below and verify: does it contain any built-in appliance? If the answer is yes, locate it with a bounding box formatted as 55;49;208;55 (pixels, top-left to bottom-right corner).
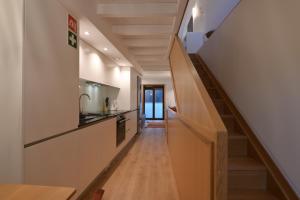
116;114;126;147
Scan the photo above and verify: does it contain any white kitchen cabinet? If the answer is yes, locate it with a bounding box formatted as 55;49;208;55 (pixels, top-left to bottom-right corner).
24;132;80;199
23;0;79;145
77;118;116;192
125;111;137;142
25;118;117;199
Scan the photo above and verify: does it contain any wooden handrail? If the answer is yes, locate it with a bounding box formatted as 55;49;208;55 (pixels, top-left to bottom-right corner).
167;36;228;200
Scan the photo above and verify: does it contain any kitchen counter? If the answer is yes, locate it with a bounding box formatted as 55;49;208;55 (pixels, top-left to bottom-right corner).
78;110;134;127
24;109;137;148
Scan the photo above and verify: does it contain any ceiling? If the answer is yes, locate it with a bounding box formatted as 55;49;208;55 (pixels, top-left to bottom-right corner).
94;0;188;72
80;18;132;67
58;0;188;73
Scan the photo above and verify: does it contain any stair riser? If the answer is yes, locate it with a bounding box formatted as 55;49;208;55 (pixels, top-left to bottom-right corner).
229;171;267;190
222;117;243;133
201;76;214;87
223;117;237;131
214;100;232;115
196;68;206;77
208;89;221;100
229;138;248;157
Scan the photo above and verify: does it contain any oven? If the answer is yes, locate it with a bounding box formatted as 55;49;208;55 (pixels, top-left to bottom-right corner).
116;114;126;147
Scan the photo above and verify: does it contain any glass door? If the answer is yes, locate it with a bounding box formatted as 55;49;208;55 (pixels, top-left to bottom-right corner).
144;89;154;119
154;88;163;119
143;85;164;120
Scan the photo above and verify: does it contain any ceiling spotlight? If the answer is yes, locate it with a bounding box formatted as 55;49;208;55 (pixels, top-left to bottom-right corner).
103;47;108;51
84;31;90;36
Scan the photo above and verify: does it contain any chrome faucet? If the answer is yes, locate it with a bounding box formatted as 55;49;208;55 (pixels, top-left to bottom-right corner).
79;93;91;115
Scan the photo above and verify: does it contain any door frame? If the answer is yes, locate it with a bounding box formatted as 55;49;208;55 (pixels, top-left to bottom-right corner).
143;85;165;120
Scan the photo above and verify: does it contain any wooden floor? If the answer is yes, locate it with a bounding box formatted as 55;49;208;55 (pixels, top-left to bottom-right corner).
145;120;166;128
102;128;180;200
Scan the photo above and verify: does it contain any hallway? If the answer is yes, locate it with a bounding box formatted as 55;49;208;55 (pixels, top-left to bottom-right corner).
102;128;179;200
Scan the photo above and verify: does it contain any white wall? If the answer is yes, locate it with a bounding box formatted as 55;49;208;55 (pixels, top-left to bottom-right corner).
79;80;120;113
142;74;176;108
179;0;239;48
0;0;23;183
199;0;300;196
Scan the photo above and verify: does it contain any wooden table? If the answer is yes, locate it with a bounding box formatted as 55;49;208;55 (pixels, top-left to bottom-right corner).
0;184;75;200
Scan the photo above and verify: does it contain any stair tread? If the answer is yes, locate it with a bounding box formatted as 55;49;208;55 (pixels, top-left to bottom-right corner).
229;189;280;200
229;157;266;171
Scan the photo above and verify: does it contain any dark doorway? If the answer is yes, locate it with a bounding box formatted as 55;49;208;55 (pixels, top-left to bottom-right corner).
143;85;164;120
187;16;193;32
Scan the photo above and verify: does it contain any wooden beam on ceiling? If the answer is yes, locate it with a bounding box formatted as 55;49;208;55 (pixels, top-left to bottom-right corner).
96;0;177;3
135;55;167;62
142;65;170;71
97;3;177;18
112;25;173;36
124;38;170;47
139;60;170;66
120;34;171;39
106;16;175;25
129;47;168;56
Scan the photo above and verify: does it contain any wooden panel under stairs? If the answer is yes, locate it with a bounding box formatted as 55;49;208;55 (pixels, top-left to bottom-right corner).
189;54;284;200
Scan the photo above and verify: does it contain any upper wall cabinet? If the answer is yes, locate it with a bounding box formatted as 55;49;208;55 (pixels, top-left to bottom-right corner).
79;40;121;88
23;0;79;144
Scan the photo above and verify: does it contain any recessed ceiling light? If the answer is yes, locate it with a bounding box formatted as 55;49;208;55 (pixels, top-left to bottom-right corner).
103;47;108;51
84;31;90;36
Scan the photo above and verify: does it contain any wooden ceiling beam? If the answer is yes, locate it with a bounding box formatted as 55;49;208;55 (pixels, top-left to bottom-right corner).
97;3;177;18
112;25;173;36
124;38;170;47
129;47;168;56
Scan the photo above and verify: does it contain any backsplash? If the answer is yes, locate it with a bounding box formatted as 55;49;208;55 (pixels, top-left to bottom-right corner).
79;79;120;114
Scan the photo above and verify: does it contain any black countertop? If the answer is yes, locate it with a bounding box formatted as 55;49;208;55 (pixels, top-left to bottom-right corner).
78;110;132;127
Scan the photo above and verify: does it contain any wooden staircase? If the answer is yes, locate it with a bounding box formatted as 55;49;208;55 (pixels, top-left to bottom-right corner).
189;54;282;200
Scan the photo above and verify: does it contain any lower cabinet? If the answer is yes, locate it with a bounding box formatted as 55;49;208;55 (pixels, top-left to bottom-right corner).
24;112;137;199
125;110;137;141
77;118;116;195
24;118;116;199
24;131;80;198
